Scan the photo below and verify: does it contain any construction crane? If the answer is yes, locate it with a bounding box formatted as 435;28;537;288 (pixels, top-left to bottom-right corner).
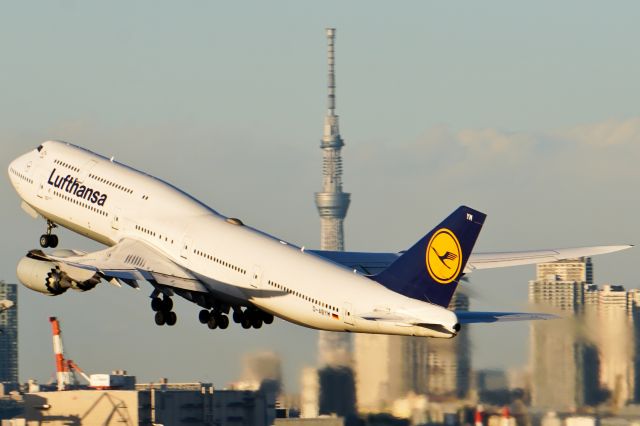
49;316;93;390
66;359;91;383
49;316;132;391
50;316;75;390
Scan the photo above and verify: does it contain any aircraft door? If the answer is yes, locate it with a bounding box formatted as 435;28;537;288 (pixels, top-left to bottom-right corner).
343;302;355;326
250;266;263;289
180;237;193;259
111;207;122;230
36;171;49;200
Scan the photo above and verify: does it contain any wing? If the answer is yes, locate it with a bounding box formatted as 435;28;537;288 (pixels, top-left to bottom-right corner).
309;245;632;274
29;238;207;293
456;311;557;323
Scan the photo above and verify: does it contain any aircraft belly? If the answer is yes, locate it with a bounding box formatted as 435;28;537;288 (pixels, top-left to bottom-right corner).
191;271;251;305
251;295;350;332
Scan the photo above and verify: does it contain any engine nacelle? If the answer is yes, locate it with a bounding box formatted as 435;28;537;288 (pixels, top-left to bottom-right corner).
17;256;101;296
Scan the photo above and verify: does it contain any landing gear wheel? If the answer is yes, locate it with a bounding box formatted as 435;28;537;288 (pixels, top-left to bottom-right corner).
154;311;166;326
262;313;274;325
162;297;173;311
251;317;263;329
232;309;243;324
166;311;177;326
199;310;210;324
241;318;251;329
207;316;218;329
40;220;58;248
218;315;229;329
151;297;163;312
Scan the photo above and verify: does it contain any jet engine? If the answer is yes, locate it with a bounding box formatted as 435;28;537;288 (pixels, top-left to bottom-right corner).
17;254;101;296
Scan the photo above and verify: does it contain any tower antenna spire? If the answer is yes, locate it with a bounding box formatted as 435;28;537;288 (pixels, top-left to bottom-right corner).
327;27;336;115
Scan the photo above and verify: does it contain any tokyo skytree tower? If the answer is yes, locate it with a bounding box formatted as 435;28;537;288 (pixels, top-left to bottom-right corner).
315;28;352;367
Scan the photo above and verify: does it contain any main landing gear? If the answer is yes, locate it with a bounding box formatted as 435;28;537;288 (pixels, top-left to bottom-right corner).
152;294;177;326
198;308;230;330
197;306;274;330
40;220;58;248
232;307;274;330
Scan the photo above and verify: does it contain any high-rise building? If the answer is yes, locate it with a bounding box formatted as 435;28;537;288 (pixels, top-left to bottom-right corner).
0;281;18;383
315;28;352;369
238;351;282;391
423;292;471;399
354;334;407;412
584;285;640;407
354;292;472;412
318;366;357;418
301;367;320;418
529;258;602;410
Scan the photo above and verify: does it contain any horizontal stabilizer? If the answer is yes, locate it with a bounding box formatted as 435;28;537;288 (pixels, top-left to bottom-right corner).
456;311;557;324
466;245;633;271
310;245;633;275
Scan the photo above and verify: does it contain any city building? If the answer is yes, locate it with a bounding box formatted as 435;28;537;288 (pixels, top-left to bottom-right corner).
318;366;357;419
301;366;356;420
354;292;472;412
354;334;407;412
275;417;345;426
529;257;599;410
301;367;321;418
21;381;274;426
529;258;640;410
0;281;18;384
233;350;282;394
584;285;640;407
423;292;471;400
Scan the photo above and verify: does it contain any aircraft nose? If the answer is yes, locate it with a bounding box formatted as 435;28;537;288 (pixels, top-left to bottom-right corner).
7;158;19;184
7;153;32;189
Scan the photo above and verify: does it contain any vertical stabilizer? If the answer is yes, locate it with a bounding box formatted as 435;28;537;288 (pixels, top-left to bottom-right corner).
372;206;486;307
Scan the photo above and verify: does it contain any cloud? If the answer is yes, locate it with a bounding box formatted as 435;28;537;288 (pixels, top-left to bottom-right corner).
351;116;640;187
559;117;640;147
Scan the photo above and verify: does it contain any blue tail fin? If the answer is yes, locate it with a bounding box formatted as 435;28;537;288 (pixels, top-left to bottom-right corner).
371;206;486;307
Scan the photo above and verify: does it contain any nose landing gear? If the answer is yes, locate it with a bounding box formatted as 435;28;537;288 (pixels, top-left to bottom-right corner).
40;220;59;248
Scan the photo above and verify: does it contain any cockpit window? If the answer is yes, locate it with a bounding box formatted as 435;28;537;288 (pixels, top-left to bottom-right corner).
36;145;43;152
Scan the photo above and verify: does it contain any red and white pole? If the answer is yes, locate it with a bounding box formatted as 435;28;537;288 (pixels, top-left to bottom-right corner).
474;406;483;426
49;317;72;391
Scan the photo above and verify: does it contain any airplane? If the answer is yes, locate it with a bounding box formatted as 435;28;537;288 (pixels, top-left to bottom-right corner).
7;141;632;339
0;299;14;334
0;299;14;313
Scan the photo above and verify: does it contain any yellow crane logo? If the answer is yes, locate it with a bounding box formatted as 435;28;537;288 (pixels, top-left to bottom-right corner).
426;228;462;284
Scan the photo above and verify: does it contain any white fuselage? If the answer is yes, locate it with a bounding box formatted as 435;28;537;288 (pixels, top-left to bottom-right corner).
8;141;458;338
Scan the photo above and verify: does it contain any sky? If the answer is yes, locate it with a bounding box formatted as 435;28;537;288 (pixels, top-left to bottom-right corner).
1;1;639;392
